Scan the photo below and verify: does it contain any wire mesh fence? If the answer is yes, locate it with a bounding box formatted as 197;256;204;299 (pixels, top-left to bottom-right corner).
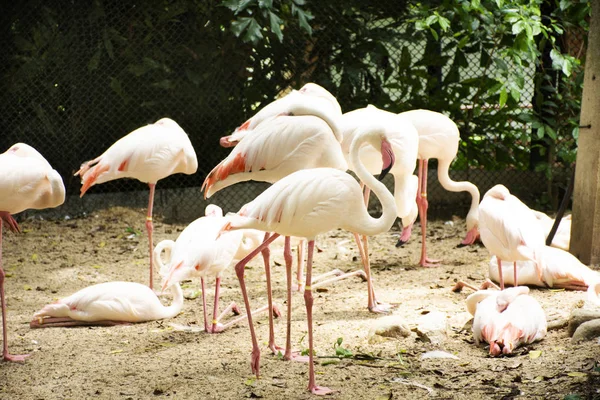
1;1;585;223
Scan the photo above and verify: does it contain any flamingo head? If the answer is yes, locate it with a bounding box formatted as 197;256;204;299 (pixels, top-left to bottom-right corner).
205;204;224;218
378;138;395;181
484;184;510;201
461;209;480;245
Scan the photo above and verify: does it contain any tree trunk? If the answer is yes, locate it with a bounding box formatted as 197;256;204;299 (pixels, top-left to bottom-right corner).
571;0;600;265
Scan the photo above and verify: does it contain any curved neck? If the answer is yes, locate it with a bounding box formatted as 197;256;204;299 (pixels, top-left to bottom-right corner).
289;99;343;143
160;283;184;319
437;159;480;212
349;133;397;236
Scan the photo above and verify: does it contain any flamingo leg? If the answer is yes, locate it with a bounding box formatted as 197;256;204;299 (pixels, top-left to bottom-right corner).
210;277;223;333
417;159;441;268
497;257;505;290
200;277;210;332
146;183;156;290
30;317;130;328
260;233;281;354
295;240;305;292
213;304;280;333
304;240;334;395
513;261;518;288
235;233;280;377
1;219;29;362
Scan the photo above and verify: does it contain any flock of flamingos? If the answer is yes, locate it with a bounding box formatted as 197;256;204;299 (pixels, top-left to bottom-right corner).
2;83;599;395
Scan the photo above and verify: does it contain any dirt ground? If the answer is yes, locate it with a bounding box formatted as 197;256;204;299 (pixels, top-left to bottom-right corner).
1;206;599;400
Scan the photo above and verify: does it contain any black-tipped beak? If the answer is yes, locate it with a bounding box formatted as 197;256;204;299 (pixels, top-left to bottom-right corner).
378;139;395;181
395;238;407;248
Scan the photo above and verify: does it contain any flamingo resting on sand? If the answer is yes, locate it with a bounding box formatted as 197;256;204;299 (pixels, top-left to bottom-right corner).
478;184;545;290
398;110;481;267
158;205;279;333
489;245;600;305
30;281;183;328
219;124;398;395
75;118;198;290
219;83;341;147
0;143;65;361
461;285;547;356
532;210;572;251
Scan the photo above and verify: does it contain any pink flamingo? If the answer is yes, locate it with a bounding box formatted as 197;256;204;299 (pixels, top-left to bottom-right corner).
157;205;278;333
398;110;481;267
478;184;546;290
75;118;198;290
0;143;65;361
30;281;183;328
463;286;547;356
219;83;341;148
219;124;398;395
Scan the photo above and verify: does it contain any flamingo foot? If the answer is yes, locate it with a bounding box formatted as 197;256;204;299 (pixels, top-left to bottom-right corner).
419;257;441;268
251;347;261;377
368;301;396;314
3;353;29;362
310;385;335;396
283;350;310;363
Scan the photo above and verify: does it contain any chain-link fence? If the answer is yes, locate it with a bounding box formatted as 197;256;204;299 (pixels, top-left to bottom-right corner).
1;1;586;223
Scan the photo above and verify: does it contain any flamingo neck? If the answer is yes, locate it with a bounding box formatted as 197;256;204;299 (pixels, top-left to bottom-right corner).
349;134;397;237
160;283;184;319
289;99;343;143
436;159;480;220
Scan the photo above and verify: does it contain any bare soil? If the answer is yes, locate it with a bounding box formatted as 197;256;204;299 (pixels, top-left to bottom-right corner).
1;207;599;400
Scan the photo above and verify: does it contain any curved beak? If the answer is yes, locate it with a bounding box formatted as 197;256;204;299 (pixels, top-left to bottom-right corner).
378;138;395;181
161;261;184;292
461;227;480;246
219;135;239;148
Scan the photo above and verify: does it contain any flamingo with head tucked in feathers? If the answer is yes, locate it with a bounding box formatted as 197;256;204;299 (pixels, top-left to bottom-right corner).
478;184;546;290
219;123;398;395
74;118;198;290
0;143;65;362
398;110;481;267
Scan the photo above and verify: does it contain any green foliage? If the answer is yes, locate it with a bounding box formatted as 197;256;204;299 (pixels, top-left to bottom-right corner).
332;337;353;358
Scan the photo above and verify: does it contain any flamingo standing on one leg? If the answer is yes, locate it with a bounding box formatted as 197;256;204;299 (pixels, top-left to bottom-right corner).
157;205;279;333
219;83;341;148
0;143;65;361
478;184;545;290
74;118;198;290
398;110;481;267
219;124;398;395
30;281;183;328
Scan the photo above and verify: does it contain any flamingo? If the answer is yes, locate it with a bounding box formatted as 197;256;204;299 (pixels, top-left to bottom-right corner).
478;184;545;290
489;245;600;305
219;124;398;395
30;281;183;328
532;210;571;251
463;286;547;356
219;83;341;148
0;143;65;362
74;118;198;290
397;110;481;267
157;205;278;333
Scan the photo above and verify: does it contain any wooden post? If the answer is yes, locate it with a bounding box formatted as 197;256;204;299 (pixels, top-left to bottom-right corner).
571;0;600;266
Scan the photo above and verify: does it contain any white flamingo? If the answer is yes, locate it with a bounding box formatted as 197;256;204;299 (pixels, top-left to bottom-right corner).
157;205;278;333
398;110;481;267
219;83;341;147
478;184;545;290
465;286;547;356
219;123;398;395
0;143;65;361
30;281;183;327
74;118;198;290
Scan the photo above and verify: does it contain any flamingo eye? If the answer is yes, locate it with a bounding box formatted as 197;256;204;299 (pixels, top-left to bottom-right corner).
194;264;201;271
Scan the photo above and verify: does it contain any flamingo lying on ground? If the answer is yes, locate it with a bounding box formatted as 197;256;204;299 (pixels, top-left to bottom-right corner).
30;281;183;328
219;83;341;147
460;285;547;356
398;110;481;267
532;210;572;251
0;143;65;361
75;118;198;290
478;184;545;290
157;205;279;333
488;245;600;305
219;123;398;395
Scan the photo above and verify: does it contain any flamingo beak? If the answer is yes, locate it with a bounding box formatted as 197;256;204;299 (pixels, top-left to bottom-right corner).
461;227;480;245
219;135;238;148
378;139;395;181
161;261;183;292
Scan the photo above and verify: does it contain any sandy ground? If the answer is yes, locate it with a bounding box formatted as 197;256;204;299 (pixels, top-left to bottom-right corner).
1;207;599;400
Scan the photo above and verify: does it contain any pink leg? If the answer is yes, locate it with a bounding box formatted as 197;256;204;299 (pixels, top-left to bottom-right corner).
235;233;280;377
513;261;518;288
212;304;280;333
201;278;209;332
146;183;156;290
30;317;129;328
417;160;440;268
261;233;280;354
0;212;20;233
304;240;334;395
497;257;505;290
295;241;305;292
1;220;29;362
210;277;222;333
